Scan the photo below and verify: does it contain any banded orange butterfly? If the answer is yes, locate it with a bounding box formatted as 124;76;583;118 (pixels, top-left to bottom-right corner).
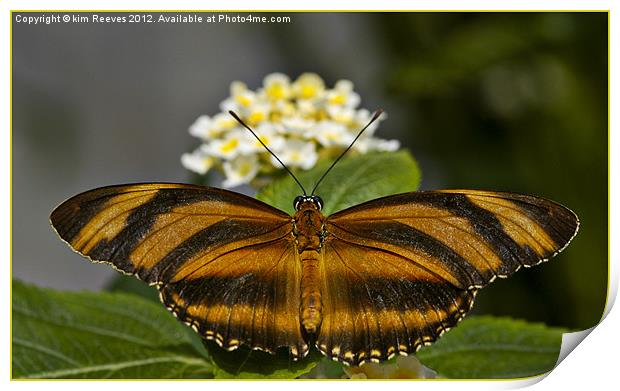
50;110;579;366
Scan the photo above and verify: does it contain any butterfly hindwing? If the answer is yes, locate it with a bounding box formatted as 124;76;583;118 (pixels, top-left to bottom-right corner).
318;237;475;366
50;183;308;357
159;237;307;356
318;189;579;365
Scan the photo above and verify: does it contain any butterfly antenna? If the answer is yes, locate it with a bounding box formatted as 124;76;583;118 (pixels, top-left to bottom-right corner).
229;110;307;195
310;109;384;195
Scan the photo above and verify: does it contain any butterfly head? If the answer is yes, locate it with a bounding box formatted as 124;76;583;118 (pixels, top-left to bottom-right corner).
294;195;323;211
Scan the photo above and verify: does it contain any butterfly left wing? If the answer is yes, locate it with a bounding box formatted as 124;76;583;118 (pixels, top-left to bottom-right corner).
50;183;309;357
318;190;578;365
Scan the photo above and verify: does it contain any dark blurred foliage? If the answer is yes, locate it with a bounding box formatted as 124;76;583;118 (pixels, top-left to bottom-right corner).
365;12;606;330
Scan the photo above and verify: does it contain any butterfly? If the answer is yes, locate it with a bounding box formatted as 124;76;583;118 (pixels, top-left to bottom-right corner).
50;110;579;367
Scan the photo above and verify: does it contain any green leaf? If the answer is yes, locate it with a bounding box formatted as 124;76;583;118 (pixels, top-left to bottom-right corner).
105;274;160;302
12;279;212;379
104;274;215;364
416;316;566;379
300;356;346;379
204;341;321;379
257;150;421;216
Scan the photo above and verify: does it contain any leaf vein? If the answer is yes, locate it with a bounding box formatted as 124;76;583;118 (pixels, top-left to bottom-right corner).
19;356;208;379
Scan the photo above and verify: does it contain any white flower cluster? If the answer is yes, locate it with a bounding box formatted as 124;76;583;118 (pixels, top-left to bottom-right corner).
182;72;399;188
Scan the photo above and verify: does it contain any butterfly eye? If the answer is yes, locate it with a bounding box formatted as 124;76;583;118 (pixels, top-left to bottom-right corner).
313;196;323;210
293;195;305;210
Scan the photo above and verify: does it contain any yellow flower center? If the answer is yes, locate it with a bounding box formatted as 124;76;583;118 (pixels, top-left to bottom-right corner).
266;84;286;100
316;109;328;121
329;94;346;105
235;94;252;107
220;138;239;153
300;85;317;99
248;111;266;125
217;118;237;130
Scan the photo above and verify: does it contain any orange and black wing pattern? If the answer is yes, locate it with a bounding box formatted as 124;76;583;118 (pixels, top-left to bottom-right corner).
50;183;309;357
319;190;579;365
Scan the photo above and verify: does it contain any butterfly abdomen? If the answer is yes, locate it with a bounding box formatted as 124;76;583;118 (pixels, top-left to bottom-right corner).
293;202;326;335
300;251;323;334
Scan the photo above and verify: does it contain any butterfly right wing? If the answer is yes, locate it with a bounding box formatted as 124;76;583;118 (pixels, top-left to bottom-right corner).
50;183;308;357
317;190;578;366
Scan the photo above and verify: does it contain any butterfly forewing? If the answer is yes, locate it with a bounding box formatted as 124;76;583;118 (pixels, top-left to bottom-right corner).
50;183;308;357
318;189;578;365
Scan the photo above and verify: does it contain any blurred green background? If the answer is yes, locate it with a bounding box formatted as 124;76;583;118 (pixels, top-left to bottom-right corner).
13;12;607;332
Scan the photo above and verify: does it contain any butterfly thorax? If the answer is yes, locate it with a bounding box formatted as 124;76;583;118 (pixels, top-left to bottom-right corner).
292;201;326;251
293;201;326;335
